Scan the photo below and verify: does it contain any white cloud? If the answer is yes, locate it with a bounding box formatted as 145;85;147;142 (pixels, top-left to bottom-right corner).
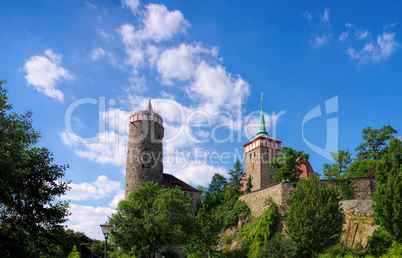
119;4;189;44
157;43;218;84
118;4;190;73
166;161;228;187
312;35;329;48
61;129;128;166
345;22;352;28
320;9;330;25
62;175;122;201
90;47;106;61
66;204;115;240
384;22;398;30
121;0;139;13
189;62;250;113
356;30;370;40
23;49;74;102
140;4;190;42
160;91;175;100
303;11;312;23
96;28;114;41
109;192;124;208
86;2;97;9
74;131;128;166
347;32;398;63
339;32;349;41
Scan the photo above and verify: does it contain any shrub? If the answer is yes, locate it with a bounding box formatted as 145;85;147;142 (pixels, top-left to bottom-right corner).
223;200;250;228
367;228;393;256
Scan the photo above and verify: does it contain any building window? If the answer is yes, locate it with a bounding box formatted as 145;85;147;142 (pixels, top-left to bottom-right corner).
184;192;187;196
190;193;193;197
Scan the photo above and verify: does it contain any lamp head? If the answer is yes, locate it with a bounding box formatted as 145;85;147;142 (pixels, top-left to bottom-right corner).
100;222;112;238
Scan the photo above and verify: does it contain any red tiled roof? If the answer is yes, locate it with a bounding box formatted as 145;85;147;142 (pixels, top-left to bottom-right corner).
239;173;247;192
299;159;314;178
159;173;202;192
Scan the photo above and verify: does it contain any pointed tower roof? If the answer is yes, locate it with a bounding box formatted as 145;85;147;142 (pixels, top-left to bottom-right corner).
250;93;276;141
146;99;153;112
257;93;268;137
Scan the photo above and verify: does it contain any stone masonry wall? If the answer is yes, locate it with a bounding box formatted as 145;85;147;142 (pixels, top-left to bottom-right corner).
244;147;279;191
125;119;164;199
239;177;376;218
239;183;283;217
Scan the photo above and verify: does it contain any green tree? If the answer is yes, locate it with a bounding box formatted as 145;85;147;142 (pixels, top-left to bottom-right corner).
202;173;228;210
355;125;398;161
286;173;345;257
373;138;402;242
68;245;81;258
109;181;194;258
0;80;70;257
323;150;355;200
323;150;352;179
185;206;221;257
228;160;244;193
270;147;309;181
245;174;253;193
59;229;103;258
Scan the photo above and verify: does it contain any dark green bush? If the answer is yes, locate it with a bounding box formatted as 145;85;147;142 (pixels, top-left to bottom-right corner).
367;228;393;256
223;200;250;228
253;238;295;258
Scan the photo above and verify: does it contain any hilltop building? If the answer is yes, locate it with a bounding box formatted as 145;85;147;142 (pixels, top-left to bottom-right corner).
124;101;201;208
239;96;313;191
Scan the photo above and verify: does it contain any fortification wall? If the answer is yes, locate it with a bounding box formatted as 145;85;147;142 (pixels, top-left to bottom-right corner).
239;177;376;218
239;183;283;217
240;181;377;248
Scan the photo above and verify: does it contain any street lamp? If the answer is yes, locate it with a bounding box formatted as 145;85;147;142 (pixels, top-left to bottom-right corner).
100;222;112;258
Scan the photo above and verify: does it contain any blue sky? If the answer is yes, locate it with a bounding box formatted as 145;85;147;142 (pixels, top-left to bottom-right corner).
1;0;401;239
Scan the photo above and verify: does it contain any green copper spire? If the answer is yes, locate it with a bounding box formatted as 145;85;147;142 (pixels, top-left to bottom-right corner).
257;93;268;136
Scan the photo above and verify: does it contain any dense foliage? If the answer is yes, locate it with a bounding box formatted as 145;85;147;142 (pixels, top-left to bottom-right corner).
109;181;194;258
270;146;309;181
241;198;282;256
286;173;345;257
373;138;402;242
0;80;70;257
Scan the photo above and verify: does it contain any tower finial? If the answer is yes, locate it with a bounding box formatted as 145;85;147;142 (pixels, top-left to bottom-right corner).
261;92;263;101
146;99;153;112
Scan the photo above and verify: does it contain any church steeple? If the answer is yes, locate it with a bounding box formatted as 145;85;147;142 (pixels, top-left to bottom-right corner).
256;93;268;137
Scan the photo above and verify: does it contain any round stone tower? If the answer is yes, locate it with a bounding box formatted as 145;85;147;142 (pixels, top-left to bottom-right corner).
124;100;164;199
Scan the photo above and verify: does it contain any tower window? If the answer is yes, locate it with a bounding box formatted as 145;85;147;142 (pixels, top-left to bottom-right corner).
190;193;193;197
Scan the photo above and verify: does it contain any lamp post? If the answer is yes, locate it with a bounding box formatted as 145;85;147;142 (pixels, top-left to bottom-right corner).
100;222;112;258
